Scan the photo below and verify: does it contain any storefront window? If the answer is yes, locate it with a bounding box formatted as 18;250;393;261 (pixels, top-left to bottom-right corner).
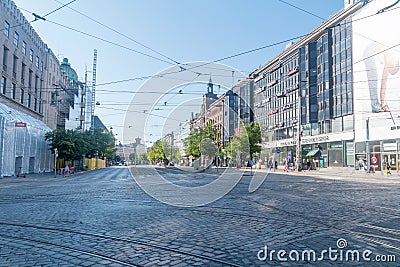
368;141;381;172
355;142;366;154
345;141;354;167
328;141;343;166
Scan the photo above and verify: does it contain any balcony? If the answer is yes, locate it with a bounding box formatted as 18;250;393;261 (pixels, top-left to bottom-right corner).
268;63;281;73
267;109;278;116
255;86;266;95
267;80;278;87
286;67;299;77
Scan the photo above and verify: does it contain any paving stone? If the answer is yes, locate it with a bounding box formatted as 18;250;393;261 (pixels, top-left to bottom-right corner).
0;167;398;266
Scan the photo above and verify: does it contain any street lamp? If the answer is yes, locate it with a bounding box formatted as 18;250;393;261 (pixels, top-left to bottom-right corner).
276;87;302;172
54;148;58;177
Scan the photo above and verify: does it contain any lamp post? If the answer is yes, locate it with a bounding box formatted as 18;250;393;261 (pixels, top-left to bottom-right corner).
277;85;302;172
54;148;58;177
295;90;302;172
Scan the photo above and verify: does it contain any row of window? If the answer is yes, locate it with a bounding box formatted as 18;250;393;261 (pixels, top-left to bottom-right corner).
4;20;43;70
1;75;41;112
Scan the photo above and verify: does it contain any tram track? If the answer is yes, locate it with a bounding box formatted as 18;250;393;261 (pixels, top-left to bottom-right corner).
0;232;139;266
0;221;242;267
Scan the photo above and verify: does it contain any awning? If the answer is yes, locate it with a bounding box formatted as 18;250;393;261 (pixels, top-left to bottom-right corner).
306;149;321;157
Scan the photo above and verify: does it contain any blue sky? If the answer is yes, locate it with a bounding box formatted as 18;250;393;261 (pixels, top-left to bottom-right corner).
13;0;344;144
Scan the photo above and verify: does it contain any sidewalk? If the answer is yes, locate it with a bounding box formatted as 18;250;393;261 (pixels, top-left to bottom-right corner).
0;168;102;183
175;165;400;184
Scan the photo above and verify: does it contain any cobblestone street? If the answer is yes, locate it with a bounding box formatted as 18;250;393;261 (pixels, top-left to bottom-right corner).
0;166;399;266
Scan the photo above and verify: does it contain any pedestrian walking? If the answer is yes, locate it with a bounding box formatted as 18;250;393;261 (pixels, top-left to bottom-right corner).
283;159;289;172
386;162;392;175
274;160;278;172
306;159;311;171
64;164;70;177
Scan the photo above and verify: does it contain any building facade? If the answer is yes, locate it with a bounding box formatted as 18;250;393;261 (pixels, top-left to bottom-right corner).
254;0;400;171
190;77;218;133
0;0;46;120
62;58;86;131
352;0;400;172
254;1;365;168
0;0;52;176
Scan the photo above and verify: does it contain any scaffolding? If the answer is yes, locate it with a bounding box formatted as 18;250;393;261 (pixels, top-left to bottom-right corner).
0;103;52;177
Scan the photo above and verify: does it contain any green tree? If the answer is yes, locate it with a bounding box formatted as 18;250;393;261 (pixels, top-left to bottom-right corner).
129;152;136;163
114;155;121;162
183;131;201;158
147;140;165;163
83;128;116;159
225;122;261;165
45;128;117;161
244;122;262;160
138;153;148;163
45;129;86;161
203;121;217;140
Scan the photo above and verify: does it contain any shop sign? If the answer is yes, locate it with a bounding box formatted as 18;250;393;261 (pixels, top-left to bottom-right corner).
383;143;397;151
370;154;379;172
15;122;27;127
301;135;330;144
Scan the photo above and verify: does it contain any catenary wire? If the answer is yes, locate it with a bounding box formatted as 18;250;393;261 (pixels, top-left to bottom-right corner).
42;0;77;18
51;0;179;65
276;0;325;21
20;3;400;88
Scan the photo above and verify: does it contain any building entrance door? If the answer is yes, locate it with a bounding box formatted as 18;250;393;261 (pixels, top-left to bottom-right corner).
381;153;398;172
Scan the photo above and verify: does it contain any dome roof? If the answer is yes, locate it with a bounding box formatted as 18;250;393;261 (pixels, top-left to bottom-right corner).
60;58;78;81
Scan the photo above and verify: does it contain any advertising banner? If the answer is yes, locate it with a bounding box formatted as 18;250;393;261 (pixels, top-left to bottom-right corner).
352;0;400;142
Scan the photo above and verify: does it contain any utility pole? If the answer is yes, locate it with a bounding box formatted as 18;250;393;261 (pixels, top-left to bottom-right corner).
366;117;370;172
295;88;302;172
170;132;174;163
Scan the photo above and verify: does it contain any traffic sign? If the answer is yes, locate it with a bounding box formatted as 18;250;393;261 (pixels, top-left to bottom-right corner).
276;149;281;154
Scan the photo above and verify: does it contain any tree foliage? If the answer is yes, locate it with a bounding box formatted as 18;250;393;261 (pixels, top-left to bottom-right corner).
183;131;201;158
222;122;261;163
138;153;148;162
147;140;165;163
244;122;262;159
45;128;116;161
203;121;217;140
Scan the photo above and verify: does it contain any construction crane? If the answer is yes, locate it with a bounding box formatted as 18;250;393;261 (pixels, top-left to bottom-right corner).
91;49;97;134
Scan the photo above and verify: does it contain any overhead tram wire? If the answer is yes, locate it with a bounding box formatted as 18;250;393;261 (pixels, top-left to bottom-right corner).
280;0;400;56
156;73;202;109
42;0;77;18
276;0;326;21
19;3;400;89
52;0;180;65
45;20;174;66
4;66;400;95
0;1;77;38
50;0;223;78
98;106;184;123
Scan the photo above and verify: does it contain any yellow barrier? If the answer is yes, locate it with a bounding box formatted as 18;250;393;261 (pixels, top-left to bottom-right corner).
86;158;106;170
